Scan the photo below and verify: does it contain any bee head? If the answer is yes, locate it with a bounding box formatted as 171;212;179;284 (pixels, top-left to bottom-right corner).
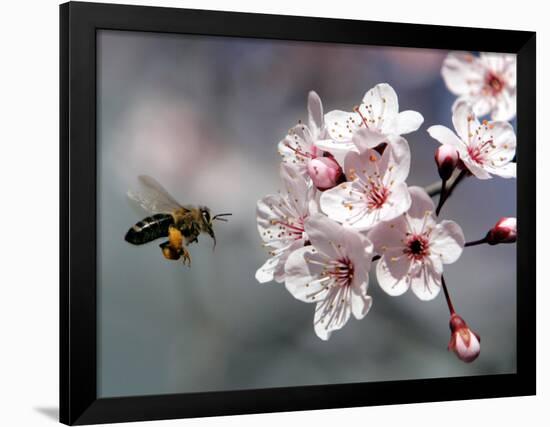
199;207;232;250
199;206;213;235
199;206;216;249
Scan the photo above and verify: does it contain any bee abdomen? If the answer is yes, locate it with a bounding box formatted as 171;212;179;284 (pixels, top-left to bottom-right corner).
125;213;174;245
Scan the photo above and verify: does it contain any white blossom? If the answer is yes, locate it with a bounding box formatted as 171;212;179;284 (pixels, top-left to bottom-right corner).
427;101;516;180
442;51;516;121
368;187;465;301
320;131;412;231
278;91;330;176
285;214;373;340
256;164;317;283
317;83;423;156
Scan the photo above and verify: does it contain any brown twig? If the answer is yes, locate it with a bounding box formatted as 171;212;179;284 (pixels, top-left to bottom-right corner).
441;275;455;316
425;169;466;198
465;237;488;247
435;178;448;216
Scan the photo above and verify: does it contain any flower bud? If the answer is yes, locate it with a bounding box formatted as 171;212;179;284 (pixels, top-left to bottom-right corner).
486;217;517;245
448;314;480;363
307;156;343;190
435;145;459;180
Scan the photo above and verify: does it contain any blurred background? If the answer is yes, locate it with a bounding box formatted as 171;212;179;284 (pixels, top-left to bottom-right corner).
97;30;516;398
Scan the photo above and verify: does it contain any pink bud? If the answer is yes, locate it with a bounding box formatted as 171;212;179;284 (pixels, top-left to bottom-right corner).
486;217;517;245
435;145;459;180
307;156;343;190
448;314;481;363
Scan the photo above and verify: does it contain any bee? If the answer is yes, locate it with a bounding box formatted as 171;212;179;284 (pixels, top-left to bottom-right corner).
124;175;231;266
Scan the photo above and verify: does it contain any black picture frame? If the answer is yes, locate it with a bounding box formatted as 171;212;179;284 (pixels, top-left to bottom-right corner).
60;1;536;425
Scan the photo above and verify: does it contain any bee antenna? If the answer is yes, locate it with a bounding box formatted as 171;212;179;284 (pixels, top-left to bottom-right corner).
213;213;232;222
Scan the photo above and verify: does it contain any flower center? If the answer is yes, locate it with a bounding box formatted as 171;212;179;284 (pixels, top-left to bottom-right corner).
271;217;305;240
404;234;430;261
326;257;354;288
366;182;390;210
467;145;484;164
467;128;496;165
485;72;505;96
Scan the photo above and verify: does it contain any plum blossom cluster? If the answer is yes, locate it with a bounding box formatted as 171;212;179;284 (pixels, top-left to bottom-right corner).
256;53;517;364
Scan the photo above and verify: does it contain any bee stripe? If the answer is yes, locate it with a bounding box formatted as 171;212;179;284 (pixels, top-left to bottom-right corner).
125;214;174;245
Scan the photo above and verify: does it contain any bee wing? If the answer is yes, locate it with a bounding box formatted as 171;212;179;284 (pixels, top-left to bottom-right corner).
127;175;184;214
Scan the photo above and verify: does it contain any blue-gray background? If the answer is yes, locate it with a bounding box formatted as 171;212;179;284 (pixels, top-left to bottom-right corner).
97;30;516;398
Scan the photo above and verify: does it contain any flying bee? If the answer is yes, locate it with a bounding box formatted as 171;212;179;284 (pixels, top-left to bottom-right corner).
124;175;231;266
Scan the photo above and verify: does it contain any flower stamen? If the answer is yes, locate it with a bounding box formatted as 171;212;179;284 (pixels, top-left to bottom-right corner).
485;72;505;96
404;234;430;261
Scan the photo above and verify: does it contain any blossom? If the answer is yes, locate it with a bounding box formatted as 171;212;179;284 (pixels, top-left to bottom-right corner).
435;144;459;181
320;130;412;231
278;91;331;177
487;217;517;245
284;214;373;340
368;186;465;301
448;314;481;363
307;156;343;190
317;83;424;155
256;164;317;283
442;51;516;121
427;101;516;180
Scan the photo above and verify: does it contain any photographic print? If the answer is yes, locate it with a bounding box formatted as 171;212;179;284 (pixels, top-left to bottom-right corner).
97;29;517;398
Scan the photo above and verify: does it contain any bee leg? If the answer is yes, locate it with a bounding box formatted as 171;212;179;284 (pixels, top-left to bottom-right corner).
158;225;185;262
168;225;193;267
159;241;180;260
181;244;191;267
